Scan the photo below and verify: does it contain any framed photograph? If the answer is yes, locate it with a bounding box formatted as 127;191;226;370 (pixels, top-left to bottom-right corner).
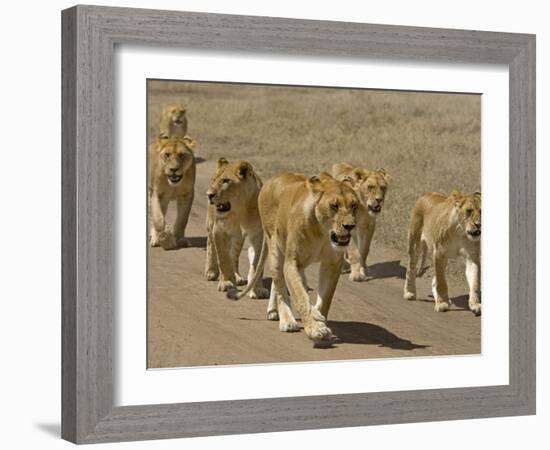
62;5;536;444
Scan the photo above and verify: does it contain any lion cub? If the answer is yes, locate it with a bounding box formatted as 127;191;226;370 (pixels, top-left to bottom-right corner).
332;162;389;281
204;158;269;299
158;104;188;138
148;136;196;250
229;172;358;344
403;191;481;315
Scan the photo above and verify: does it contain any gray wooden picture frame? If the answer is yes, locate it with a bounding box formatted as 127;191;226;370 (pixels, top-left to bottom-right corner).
61;4;536;444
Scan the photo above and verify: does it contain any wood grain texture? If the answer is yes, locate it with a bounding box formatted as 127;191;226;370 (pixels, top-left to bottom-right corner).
61;4;536;444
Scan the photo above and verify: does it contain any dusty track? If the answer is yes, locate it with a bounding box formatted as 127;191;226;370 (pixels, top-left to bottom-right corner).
147;159;480;368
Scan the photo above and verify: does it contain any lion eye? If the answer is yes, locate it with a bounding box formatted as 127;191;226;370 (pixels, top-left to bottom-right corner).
162;153;170;160
330;203;339;211
466;208;473;215
368;185;375;190
350;202;358;210
222;178;231;184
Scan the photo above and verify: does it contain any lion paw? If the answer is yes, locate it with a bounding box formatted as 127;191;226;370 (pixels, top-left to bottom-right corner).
279;318;300;332
267;310;279;321
304;319;332;342
249;287;270;299
434;300;450;312
235;274;247;286
217;280;235;292
403;290;416;301
349;271;368;282
469;302;482;316
158;230;177;250
205;269;219;281
150;230;160;247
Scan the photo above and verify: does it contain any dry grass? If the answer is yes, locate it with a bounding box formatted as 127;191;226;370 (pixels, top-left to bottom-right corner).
148;80;480;280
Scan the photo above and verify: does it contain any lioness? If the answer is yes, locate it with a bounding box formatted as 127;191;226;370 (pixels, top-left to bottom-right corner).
229;172;358;344
148;135;196;249
204;158;270;299
332;162;389;281
403;191;481;315
158;105;188;138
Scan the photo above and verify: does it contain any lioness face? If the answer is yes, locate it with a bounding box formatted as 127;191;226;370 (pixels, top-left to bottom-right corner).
357;170;388;216
167;105;186;127
207;159;254;217
309;174;358;251
157;137;194;186
454;192;481;241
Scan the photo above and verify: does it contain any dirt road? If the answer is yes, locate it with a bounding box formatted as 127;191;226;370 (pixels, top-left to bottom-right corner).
147;159;481;368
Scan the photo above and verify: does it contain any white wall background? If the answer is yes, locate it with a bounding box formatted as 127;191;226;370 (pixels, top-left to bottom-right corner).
0;1;546;449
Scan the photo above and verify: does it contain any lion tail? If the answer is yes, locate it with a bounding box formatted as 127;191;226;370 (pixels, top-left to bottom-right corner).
226;237;269;301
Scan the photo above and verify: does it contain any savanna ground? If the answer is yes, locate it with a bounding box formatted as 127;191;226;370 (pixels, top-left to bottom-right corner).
147;80;481;368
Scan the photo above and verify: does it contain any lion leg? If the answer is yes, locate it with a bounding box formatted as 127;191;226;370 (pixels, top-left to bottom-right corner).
417;240;428;276
204;208;219;281
231;231;247;286
404;220;421;300
349;222;375;282
284;261;331;342
433;250;450;312
465;255;481;315
267;242;298;331
173;192;194;247
213;226;237;292
347;235;365;281
150;193;176;250
246;232;269;299
204;232;219;281
315;256;344;319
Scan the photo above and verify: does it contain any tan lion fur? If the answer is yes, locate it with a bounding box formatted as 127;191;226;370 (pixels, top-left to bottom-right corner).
158;104;188;139
403;191;481;314
148;135;196;249
332;162;389;281
229;172;359;344
204;158;269;299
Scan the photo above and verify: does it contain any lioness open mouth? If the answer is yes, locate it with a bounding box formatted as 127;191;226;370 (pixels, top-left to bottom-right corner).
216;202;231;213
330;231;351;247
167;174;183;184
368;204;382;214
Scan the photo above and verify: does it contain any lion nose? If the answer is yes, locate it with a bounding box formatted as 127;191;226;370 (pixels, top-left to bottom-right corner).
169;167;178;173
375;197;384;203
343;223;355;231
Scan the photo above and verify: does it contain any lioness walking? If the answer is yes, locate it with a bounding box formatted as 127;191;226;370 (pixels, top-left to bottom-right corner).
403;191;481;315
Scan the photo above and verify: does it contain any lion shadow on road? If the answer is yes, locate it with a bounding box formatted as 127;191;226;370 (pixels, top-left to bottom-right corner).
327;320;429;350
416;294;472;312
367;260;406;280
186;236;207;248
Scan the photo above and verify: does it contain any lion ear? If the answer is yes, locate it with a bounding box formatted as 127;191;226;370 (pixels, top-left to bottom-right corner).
354;169;365;181
377;168;391;182
307;175;323;193
318;172;333;182
216;158;229;170
341;176;356;188
237;161;251;178
181;135;196;150
451;191;465;207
